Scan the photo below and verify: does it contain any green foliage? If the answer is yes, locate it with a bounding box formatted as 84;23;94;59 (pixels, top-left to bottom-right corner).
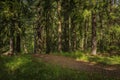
83;9;91;20
0;0;120;54
0;54;117;80
87;55;120;65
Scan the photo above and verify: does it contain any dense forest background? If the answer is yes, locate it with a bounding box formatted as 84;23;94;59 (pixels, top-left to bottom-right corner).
0;0;120;55
0;0;120;80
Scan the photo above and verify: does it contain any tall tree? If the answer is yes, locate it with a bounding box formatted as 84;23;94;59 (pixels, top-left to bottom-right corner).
91;10;97;55
91;0;97;55
45;0;53;54
57;0;62;52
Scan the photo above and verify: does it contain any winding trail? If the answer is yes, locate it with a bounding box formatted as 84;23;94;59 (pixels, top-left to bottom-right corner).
33;54;120;79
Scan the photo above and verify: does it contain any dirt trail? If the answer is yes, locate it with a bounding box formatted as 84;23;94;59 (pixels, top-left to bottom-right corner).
33;54;120;79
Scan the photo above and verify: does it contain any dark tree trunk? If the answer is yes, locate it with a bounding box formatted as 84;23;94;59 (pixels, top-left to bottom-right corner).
91;11;97;55
37;25;43;54
109;0;112;12
71;18;76;51
46;29;51;54
16;22;21;53
46;21;51;54
63;14;69;52
84;19;88;51
62;0;70;52
34;27;37;53
45;0;51;54
35;1;44;54
16;34;21;52
99;11;104;52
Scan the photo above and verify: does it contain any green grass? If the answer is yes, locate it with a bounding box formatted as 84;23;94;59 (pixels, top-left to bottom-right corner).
0;54;118;80
54;51;120;65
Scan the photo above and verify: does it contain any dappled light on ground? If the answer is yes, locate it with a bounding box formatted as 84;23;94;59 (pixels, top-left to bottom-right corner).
34;54;120;79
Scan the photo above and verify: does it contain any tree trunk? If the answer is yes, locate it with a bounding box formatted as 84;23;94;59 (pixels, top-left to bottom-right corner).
91;11;97;55
99;11;104;52
37;25;43;54
46;31;51;54
35;1;44;54
62;0;70;52
16;22;21;53
46;21;51;54
57;0;62;52
84;19;88;51
34;26;37;53
45;0;51;54
10;21;15;55
63;14;69;52
10;37;14;55
69;16;72;51
71;18;76;51
16;34;21;52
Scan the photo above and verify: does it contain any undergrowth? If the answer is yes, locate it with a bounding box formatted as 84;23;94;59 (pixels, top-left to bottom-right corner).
0;54;118;80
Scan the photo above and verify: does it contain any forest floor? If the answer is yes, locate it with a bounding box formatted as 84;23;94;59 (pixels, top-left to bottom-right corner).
33;54;120;79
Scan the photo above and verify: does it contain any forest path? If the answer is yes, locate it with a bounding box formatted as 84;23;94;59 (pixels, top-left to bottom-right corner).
33;54;120;79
